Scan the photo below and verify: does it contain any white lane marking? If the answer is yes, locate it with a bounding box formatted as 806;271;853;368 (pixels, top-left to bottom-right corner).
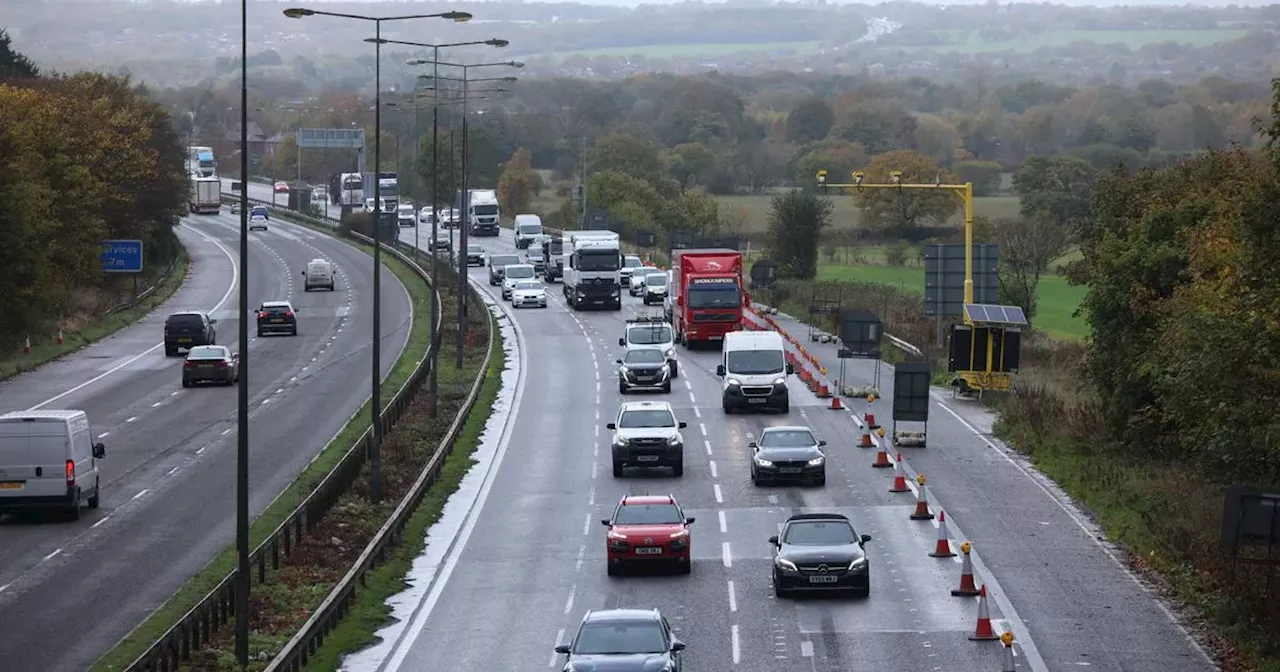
588;485;595;506
150;402;162;408
125;417;137;423
170;391;179;396
718;510;727;533
709;461;718;478
699;422;707;436
704;440;712;455
221;428;232;435
0;583;9;595
549;628;566;668
721;541;732;568
166;467;179;476
728;579;738;611
575;544;585;572
689;393;696;404
98;432;109;438
731;625;740;664
41;548;63;563
90;516;111;529
27;226;238;411
591;462;598;479
196;446;206;455
131;489;150;501
596;381;600;393
713;483;723;503
693;406;701;418
594;425;600;438
563;584;576;614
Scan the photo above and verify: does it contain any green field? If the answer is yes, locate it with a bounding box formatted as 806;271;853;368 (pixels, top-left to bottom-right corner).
529;41;822;61
929;28;1250;54
716;194;1023;233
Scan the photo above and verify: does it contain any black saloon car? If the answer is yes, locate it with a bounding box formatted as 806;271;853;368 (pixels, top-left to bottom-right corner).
466;244;486;267
554;609;685;672
488;254;519;285
617;348;672;394
164;311;217;356
770;513;871;597
182;345;239;387
256;301;297;336
750;426;827;486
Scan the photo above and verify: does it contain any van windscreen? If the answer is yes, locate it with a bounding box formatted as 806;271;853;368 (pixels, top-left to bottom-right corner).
726;349;784;375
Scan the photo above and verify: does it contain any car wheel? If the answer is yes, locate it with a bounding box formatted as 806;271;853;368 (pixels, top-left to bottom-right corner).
165;345;178;357
856;580;870;597
774;580;788;599
750;470;759;486
662;381;671;393
679;559;691;575
607;562;619;577
814;475;826;487
68;497;82;521
780;402;790;414
612;460;624;478
723;402;734;414
182;379;190;388
619;382;628;395
672;459;684;477
87;480;100;509
256;330;263;337
290;327;297;336
303;286;311;293
670;362;679;378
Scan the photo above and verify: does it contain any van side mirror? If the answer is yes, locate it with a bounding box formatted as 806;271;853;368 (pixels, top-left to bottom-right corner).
671;641;686;652
618;338;625;346
685;517;696;524
861;534;872;543
678;422;688;429
606;422;616;430
786;363;794;375
715;365;725;376
615;359;622;364
554;645;571;654
747;441;757;448
818;440;827;446
600;519;611;526
768;535;779;546
301;270;306;276
92;443;106;459
209;319;217;324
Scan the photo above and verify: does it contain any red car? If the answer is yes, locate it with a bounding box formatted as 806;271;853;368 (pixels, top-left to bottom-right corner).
601;494;695;575
273;181;289;193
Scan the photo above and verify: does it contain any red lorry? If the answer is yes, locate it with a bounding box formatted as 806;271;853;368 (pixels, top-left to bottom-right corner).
668;249;748;349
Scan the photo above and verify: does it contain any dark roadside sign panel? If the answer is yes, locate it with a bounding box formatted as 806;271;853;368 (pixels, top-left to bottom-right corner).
750;259;778;289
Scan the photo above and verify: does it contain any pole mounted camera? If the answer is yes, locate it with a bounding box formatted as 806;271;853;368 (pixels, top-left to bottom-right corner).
816;169;827;193
852;171;864;189
890;170;902;187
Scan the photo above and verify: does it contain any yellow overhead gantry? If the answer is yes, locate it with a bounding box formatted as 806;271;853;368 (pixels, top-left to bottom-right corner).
815;169;1024;395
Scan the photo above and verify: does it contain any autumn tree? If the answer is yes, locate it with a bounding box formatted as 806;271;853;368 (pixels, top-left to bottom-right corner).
415;128;464;206
853;150;960;236
497;147;537;216
786;96;834;144
1013;155;1098;234
766;189;833;280
588;132;666;184
992;214;1070;321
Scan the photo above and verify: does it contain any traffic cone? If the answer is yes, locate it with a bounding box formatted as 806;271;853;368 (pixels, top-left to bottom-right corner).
829;394;843;410
858;430;874;448
23;336;31;354
968;585;1000;641
1000;632;1016;671
865;394;879;429
929;511;956;557
57;329;64;345
909;475;934;520
872;446;892;468
816;383;830;399
889;454;910;493
951;541;981;596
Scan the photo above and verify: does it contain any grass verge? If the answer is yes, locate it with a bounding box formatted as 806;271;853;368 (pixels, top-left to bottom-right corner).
300;310;504;671
91;223;433;672
0;247;189;381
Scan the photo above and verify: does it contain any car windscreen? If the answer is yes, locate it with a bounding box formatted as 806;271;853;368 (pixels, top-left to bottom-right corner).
518;224;541;234
468;245;483;253
166;315;203;328
491;255;518;267
784;521;856;545
573;621;667;655
514;281;541;290
262;305;292;315
614;503;683;525
645;273;667;286
618;410;675;429
726;349;784;375
628;326;672;345
623;256;642;268
251;206;267;215
623;349;666;365
505;266;535;279
760;430;816;448
187;346;226;359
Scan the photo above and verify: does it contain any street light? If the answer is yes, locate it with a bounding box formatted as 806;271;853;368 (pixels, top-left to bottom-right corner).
410;58;521;369
281;7;472;515
234;0;250;666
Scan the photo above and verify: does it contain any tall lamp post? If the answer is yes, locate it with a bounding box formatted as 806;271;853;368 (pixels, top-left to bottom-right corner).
412;59;522;368
235;0;250;666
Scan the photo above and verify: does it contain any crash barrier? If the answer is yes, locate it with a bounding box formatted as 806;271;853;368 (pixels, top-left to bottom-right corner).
123;195;451;671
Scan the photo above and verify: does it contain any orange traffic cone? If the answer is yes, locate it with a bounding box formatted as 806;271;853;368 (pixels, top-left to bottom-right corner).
872;446;892;468
968;585;1000;641
909;475;934;520
865;411;877;429
57;329;64;345
952;541;981;596
1000;632;1016;671
929;511;957;557
23;336;31;354
889;453;910;492
858;430;874;448
829;394;843;410
864;394;879;429
816;383;830;399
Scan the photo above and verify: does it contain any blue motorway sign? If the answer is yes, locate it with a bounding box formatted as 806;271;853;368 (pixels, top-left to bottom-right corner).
100;239;144;273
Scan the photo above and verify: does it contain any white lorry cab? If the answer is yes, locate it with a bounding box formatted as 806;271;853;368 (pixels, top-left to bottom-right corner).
514;214;544;249
564;231;623;311
0;410;106;520
717;331;793;414
302;258;336;291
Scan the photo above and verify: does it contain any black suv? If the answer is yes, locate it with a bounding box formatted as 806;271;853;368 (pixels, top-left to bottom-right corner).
554;609;685;671
770;513;872;597
164;312;217;356
488;253;519;285
256;300;298;336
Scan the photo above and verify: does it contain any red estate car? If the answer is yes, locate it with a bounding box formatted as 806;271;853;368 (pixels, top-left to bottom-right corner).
273;181;289;193
601;494;695;576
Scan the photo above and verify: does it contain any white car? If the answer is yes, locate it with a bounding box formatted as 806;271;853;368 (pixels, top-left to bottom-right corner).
618;255;644;284
629;267;661;296
249;214;268;231
501;264;537;300
510;279;548;308
607;400;687;478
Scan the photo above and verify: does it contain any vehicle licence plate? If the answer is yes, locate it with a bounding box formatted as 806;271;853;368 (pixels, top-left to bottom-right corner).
637;376;654;382
199;364;214;369
808;575;839;583
0;482;23;490
748;398;767;404
779;467;802;474
271;318;283;323
637;455;660;462
179;338;192;343
635;547;663;555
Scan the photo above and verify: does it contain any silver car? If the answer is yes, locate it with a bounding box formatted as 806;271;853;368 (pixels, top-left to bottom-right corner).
249;214;268;231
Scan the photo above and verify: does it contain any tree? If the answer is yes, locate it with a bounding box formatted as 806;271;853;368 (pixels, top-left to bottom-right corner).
794;139;867;190
786;96;833;144
951;160;1003;196
1013;155;1098;234
416;128;464;205
498;147;537;216
992;215;1070;321
665;142;715;190
854;150;960;235
682;189;720;234
831;101;917;155
766;189;833;280
589;133;665;183
0;30;38;81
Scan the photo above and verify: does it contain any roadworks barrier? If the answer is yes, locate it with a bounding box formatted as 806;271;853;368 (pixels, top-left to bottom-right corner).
894;430;927;448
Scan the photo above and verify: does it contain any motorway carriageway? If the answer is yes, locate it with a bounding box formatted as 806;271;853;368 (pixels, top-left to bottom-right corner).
0;207;413;671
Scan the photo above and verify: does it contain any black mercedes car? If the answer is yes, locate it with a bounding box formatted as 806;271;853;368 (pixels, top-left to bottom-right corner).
182;345;239;387
465;244;486;267
750;426;827;486
617;348;672;394
554;608;685;672
770;513;871;597
256;300;297;337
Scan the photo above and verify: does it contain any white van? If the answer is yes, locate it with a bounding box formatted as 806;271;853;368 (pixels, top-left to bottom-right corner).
0;410;106;520
717;331;793;414
514;214;543;250
302;258;335;291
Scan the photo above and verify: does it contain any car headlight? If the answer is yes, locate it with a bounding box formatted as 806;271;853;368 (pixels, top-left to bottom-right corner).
727;378;742;386
619;366;630;374
664;348;675;359
775;558;798;572
807;456;825;466
773;377;786;385
607;531;628;542
613;436;628;447
667;434;680;446
850;557;868;569
754;457;773;467
669;529;689;540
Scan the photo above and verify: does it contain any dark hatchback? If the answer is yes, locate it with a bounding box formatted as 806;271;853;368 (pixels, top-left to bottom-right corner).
488;254;519;285
770;513;871;597
750;426;827;486
465;244;485;267
256;301;297;336
182;345;239;387
164;312;216;356
617;349;672;394
555;608;685;672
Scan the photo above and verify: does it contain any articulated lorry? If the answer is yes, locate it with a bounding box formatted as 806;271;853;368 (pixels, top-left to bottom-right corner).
329;172;364;207
188;176;221;214
670;249;748;348
563;231;622;310
187;146;216;178
458;189;501;236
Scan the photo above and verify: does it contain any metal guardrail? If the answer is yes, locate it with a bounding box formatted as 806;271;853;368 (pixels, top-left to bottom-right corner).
104;253;180;315
123;195;444;672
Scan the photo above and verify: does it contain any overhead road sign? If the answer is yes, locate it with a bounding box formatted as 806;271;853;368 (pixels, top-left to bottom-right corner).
100;239;143;273
297;128;366;150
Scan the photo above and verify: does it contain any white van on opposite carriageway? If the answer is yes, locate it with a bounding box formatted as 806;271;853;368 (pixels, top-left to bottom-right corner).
0;410;106;520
